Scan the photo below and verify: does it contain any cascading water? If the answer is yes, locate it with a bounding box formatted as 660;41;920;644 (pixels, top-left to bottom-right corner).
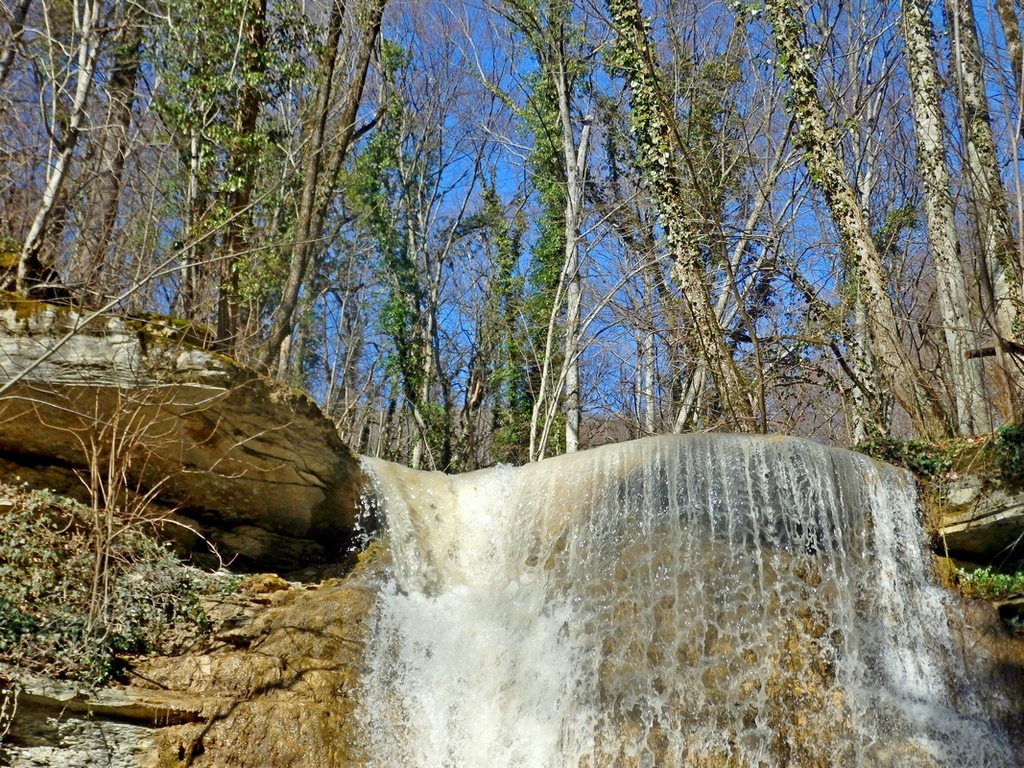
357;434;1020;767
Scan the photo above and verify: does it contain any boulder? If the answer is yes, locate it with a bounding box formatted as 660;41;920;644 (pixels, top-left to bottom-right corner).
0;299;369;570
937;476;1024;564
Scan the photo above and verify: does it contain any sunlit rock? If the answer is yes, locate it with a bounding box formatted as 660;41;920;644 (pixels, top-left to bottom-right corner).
0;300;367;570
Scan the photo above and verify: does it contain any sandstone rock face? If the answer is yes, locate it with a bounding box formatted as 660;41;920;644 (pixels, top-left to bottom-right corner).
1;560;381;768
1;667;191;768
0;300;368;570
939;476;1024;564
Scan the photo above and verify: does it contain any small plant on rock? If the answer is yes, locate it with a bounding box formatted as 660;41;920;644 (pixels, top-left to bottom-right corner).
855;435;957;477
990;423;1024;489
955;566;1024;600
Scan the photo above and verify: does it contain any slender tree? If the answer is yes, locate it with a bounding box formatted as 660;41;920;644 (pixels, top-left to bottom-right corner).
550;54;591;454
765;0;950;437
899;0;988;433
263;0;387;372
73;2;145;305
18;0;106;294
501;0;593;457
216;0;269;351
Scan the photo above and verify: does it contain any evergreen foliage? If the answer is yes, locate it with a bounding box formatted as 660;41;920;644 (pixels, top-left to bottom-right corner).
0;488;231;685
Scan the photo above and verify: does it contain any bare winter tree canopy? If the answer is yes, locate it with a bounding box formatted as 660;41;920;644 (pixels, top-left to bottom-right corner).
2;0;1023;468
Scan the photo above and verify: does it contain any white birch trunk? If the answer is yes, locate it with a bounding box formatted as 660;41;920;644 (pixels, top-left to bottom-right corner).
18;0;103;293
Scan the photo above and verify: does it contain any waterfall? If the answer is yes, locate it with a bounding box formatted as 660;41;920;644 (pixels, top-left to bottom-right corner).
357;434;1019;767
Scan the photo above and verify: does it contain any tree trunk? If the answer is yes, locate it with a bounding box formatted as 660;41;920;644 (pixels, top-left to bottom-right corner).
606;0;755;431
18;0;104;294
75;7;144;305
265;0;343;365
995;0;1024;111
766;0;950;438
641;265;657;434
178;128;210;320
262;0;386;371
216;0;268;352
848;294;880;442
555;62;590;454
900;0;988;434
947;0;1024;419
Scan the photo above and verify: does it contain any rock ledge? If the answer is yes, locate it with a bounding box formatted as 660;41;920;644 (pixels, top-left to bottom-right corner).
0;300;368;569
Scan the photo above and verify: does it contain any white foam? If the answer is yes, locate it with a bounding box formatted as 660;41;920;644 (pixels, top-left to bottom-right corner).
358;434;1018;767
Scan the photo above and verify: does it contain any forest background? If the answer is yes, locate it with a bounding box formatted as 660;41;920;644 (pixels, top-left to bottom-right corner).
2;0;1024;472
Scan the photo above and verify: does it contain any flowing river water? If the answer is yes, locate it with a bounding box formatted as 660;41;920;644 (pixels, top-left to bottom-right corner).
357;434;1019;767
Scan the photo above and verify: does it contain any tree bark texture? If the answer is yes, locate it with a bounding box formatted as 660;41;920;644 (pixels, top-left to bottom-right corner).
766;0;950;437
947;0;1024;418
606;0;755;431
900;0;988;434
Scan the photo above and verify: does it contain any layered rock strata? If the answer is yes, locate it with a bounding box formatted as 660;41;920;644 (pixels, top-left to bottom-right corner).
0;300;367;570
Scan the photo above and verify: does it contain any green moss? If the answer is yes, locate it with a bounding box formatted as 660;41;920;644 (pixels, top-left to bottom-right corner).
0;293;73;322
125;313;215;349
0;239;19;269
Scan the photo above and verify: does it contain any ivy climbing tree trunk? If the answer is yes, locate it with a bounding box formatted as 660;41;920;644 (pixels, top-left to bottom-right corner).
899;0;988;434
605;0;755;431
765;0;950;438
946;0;1024;419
